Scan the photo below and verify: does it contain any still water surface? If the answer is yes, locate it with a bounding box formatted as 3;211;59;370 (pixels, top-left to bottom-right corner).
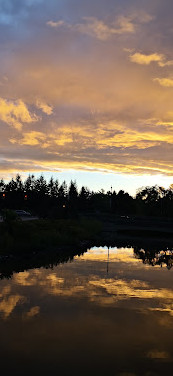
0;246;173;376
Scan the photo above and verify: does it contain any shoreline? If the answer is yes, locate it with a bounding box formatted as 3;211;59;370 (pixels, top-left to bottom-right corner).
0;215;173;278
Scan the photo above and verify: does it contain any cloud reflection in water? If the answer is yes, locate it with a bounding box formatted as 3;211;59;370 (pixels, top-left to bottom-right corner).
0;246;172;319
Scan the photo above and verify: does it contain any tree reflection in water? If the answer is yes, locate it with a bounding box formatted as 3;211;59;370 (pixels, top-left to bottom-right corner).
0;241;173;280
0;248;85;280
134;246;173;269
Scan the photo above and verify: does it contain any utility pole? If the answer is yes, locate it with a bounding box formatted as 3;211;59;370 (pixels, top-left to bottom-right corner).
107;247;110;275
110;186;112;211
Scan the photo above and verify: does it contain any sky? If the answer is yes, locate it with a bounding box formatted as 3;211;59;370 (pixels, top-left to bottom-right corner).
0;0;173;195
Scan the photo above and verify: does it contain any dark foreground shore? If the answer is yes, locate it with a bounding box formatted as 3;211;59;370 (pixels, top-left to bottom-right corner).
0;214;173;279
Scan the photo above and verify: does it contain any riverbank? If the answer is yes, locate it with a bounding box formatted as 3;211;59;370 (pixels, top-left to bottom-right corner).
0;218;102;256
1;214;173;256
0;215;173;279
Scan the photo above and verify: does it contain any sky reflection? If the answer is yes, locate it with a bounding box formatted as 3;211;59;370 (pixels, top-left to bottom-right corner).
76;246;141;263
0;246;172;319
0;246;173;374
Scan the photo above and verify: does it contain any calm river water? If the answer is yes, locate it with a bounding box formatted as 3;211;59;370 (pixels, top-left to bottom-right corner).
0;246;173;376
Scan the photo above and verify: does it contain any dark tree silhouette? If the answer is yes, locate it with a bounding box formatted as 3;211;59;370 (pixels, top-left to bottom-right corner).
1;174;173;218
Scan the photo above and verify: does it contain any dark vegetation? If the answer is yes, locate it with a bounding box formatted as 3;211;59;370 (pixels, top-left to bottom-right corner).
134;246;173;270
0;238;173;280
1;174;173;261
1;174;173;217
0;217;101;255
0;245;86;280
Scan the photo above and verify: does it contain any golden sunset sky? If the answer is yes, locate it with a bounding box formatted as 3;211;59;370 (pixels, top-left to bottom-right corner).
0;0;173;193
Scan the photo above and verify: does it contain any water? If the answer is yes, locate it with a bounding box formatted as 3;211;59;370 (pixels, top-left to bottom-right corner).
0;246;173;376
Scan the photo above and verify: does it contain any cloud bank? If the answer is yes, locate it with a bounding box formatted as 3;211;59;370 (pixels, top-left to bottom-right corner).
0;0;173;180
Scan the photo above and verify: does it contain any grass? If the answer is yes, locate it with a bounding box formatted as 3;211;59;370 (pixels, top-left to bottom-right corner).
0;218;102;255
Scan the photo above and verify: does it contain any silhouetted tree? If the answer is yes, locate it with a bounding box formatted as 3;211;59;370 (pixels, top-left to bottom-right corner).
48;177;59;198
0;179;5;192
24;174;35;192
79;186;90;210
2;173;173;218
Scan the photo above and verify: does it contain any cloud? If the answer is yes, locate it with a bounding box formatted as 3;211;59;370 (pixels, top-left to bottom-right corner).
10;128;74;147
158;60;173;67
47;20;65;28
36;99;53;115
154;77;173;87
77;16;135;39
0;98;38;130
5;112;173;177
147;350;170;360
47;10;153;40
129;52;164;65
10;131;47;146
0;1;173;180
26;306;40;318
3;247;173;316
0;295;24;318
47;16;136;40
129;51;173;68
89;277;173;305
134;10;153;24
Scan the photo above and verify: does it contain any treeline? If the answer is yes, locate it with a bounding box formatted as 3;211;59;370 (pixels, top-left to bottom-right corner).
0;174;173;218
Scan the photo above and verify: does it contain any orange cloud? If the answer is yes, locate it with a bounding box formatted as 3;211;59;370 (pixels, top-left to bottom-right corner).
154;77;173;87
129;51;173;68
10;131;47;146
26;306;40;318
36;99;53;115
129;52;164;65
0;2;173;179
147;350;170;359
0;295;25;318
0;98;38;130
